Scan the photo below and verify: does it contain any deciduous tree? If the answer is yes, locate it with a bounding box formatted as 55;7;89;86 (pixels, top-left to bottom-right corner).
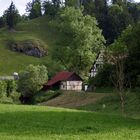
52;7;105;78
106;32;128;114
18;65;48;103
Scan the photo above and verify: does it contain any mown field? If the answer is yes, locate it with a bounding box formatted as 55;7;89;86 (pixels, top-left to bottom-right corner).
0;104;139;140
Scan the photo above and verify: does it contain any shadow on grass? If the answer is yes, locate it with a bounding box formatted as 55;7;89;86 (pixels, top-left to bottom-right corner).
0;110;139;137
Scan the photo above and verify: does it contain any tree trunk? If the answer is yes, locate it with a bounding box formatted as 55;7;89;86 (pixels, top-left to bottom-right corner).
116;58;125;114
119;91;125;114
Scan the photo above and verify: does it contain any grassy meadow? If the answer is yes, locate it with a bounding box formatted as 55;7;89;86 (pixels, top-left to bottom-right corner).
0;16;62;76
77;92;140;118
0;104;139;140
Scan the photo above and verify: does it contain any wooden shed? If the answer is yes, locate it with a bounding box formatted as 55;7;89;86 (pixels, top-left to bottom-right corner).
43;71;83;91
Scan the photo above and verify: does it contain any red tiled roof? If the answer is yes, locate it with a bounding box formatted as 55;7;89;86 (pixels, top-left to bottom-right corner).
45;71;74;86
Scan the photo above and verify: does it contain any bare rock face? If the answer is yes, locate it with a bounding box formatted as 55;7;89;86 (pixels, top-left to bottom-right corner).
8;40;47;58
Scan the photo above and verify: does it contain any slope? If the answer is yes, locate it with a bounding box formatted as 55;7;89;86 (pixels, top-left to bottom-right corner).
40;91;140;118
0;16;61;76
41;91;109;108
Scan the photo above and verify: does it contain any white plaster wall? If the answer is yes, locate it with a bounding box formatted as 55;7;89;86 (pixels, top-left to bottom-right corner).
60;81;82;91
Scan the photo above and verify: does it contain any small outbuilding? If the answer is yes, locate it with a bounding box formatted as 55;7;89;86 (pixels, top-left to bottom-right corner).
43;71;83;91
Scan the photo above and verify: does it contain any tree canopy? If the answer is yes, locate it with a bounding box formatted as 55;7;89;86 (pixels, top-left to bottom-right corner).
26;0;42;19
52;7;105;78
18;65;48;103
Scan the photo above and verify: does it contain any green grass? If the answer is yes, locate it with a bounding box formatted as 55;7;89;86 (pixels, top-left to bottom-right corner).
0;104;139;140
0;16;62;76
94;87;115;93
77;92;140;118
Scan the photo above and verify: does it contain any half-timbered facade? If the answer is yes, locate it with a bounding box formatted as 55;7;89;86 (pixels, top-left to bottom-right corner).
43;71;83;91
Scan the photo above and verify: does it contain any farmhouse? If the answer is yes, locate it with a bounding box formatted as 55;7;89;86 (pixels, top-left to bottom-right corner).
43;71;83;91
89;51;104;77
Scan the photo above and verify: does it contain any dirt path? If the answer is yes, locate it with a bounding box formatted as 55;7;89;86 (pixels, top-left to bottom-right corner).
40;92;110;108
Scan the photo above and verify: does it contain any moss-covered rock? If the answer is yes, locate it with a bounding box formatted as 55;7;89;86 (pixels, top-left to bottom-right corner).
8;39;47;58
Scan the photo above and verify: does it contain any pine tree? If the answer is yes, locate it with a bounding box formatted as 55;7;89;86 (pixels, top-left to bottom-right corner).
4;1;19;29
26;0;42;19
112;0;127;5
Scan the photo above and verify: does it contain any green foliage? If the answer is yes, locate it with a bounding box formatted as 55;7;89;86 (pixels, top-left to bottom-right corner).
0;80;20;104
89;64;115;88
81;0;95;15
65;0;79;7
0;81;7;97
107;4;133;43
0;96;13;104
112;0;125;5
93;87;115;93
0;17;5;28
78;92;140;117
34;90;62;103
26;0;42;19
52;7;105;77
109;24;140;88
106;35;128;90
6;80;17;96
123;25;140;88
43;1;57;17
127;2;140;23
10;91;21;104
107;37;128;57
43;0;61;17
78;0;138;44
18;65;48;101
4;2;19;29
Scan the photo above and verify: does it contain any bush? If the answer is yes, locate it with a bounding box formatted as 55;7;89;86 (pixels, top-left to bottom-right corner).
18;64;48;104
34;90;62;104
10;92;21;104
0;95;13;104
0;80;21;104
0;81;7;97
6;80;17;96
